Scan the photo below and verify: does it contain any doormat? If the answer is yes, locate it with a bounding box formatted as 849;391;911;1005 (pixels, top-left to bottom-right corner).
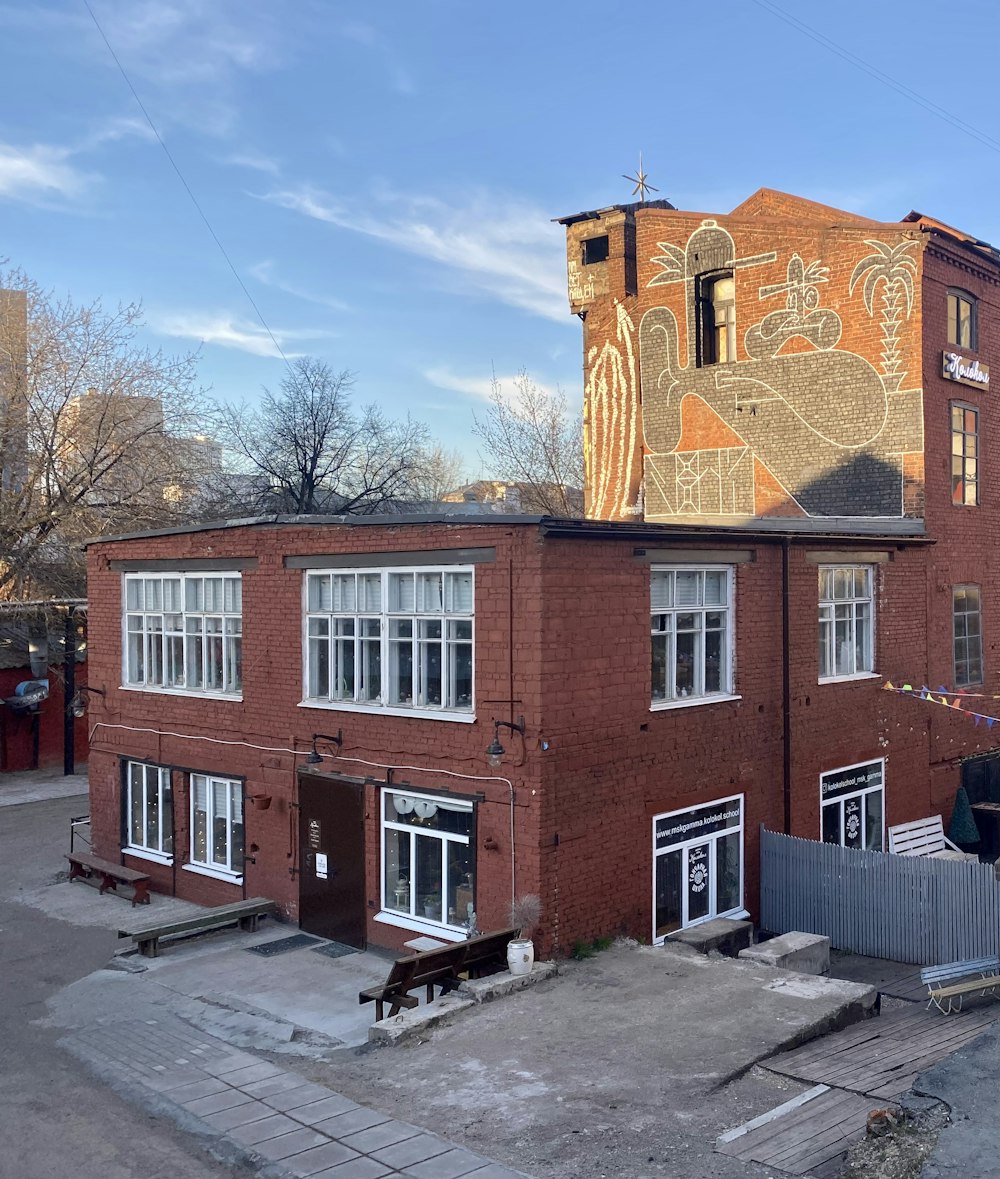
312;941;360;959
246;934;323;956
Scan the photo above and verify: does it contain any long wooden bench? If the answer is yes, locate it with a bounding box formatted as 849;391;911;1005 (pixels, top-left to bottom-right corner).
360;927;518;1021
119;897;276;958
921;955;1000;1014
67;851;151;906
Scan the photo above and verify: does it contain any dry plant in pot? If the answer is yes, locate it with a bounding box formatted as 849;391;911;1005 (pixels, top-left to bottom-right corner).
507;894;542;976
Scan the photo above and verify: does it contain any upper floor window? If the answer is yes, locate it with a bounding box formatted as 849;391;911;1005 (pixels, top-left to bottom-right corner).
947;290;977;350
124;574;242;696
582;235;609;265
954;585;984;688
951;403;979;507
651;567;733;705
697;272;736;365
818;566;874;681
305;567;474;717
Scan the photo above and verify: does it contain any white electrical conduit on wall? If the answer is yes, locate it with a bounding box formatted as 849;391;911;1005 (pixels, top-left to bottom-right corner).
89;723;518;903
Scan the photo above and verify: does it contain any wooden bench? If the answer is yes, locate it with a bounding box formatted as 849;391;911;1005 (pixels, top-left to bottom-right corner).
888;816;976;862
921;955;1000;1014
119;897;276;958
67;852;151;906
360;927;517;1021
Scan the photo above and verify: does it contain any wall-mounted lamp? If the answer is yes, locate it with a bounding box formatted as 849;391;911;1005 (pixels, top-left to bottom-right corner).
486;716;525;769
306;730;343;765
67;685;106;718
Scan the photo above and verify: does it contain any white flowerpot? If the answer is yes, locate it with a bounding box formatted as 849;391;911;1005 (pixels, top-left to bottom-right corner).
507;938;534;976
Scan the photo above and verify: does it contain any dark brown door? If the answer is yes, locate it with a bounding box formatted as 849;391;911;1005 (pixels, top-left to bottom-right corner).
298;774;366;947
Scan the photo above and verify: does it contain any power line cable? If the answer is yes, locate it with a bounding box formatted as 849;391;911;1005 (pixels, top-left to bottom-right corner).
81;0;293;369
750;0;1000;159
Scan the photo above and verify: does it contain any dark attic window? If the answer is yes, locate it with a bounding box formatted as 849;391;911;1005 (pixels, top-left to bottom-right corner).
582;235;609;265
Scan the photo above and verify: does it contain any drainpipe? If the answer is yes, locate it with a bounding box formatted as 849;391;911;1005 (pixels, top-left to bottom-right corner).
63;610;76;776
782;537;792;835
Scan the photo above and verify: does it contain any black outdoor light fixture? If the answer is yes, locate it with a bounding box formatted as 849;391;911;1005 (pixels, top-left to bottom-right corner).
67;685;106;718
306;730;343;765
486;716;525;769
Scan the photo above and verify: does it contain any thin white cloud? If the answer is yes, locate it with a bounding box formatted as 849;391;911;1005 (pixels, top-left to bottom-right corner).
263;186;569;322
0;142;92;203
339;20;414;95
80;115;158;150
223;151;281;176
248;260;350;312
153;311;334;358
424;366;562;404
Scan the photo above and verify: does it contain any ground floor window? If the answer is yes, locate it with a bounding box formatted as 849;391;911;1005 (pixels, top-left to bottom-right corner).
190;774;244;876
653;796;743;941
820;760;884;851
124;761;173;859
382;789;474;932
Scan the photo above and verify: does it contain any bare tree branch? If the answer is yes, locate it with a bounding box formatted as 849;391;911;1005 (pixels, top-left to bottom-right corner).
472;369;583;516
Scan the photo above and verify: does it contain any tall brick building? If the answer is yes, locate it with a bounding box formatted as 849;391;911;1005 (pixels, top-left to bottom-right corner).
82;188;1000;953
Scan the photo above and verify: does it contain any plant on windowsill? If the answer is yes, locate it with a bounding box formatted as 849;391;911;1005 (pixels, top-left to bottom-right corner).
507;893;542;976
423;893;441;919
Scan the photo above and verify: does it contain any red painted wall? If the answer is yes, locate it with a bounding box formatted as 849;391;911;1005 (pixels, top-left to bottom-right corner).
0;663;88;772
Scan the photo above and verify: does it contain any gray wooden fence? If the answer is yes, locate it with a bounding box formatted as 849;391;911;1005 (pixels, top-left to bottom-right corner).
759;827;1000;964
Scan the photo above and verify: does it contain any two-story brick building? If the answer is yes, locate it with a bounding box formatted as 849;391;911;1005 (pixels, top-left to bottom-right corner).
82;187;1000;954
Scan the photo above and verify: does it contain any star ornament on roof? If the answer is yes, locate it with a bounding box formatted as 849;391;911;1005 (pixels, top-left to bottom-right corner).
623;154;658;202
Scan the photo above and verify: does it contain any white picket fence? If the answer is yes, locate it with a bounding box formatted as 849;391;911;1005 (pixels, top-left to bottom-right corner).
759;827;1000;964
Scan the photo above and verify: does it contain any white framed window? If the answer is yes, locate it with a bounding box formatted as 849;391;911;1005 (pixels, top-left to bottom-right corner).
821;760;884;851
124;761;173;862
818;565;874;681
651;566;733;706
189;774;244;878
954;584;984;687
304;567;474;719
380;789;475;934
653;796;744;941
123;573;242;697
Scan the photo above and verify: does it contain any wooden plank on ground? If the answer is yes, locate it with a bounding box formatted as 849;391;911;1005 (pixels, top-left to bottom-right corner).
763;1003;999;1099
716;1086;874;1175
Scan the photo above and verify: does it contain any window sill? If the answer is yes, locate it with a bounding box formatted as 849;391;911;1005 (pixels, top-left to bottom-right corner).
120;685;243;703
182;862;243;885
298;699;475;724
122;846;173;867
650;693;741;712
818;672;880;685
373;910;469;942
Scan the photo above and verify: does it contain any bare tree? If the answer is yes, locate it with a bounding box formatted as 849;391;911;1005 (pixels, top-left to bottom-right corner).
0;272;208;600
408;443;469;502
472;369;584;516
212;357;433;516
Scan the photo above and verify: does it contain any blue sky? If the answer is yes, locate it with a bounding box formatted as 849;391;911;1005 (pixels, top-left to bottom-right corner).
3;0;999;475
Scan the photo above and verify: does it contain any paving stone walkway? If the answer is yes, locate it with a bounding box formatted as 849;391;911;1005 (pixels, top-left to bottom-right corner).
63;1012;529;1179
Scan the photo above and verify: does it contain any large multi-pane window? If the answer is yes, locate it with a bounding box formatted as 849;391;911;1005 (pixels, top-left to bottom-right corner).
124;761;173;860
190;774;244;876
947;289;977;350
651;567;732;705
381;790;474;931
124;574;242;696
954;585;984;688
951;404;979;507
305;567;474;715
818;566;874;680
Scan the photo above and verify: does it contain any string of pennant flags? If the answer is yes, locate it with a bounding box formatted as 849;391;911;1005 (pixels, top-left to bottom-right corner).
883;681;1000;728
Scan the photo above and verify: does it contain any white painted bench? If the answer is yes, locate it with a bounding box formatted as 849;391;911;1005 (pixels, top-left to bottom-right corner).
887;816;976;862
921;955;1000;1014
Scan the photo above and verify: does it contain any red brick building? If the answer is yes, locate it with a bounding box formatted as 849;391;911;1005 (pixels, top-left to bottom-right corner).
83;188;1000;953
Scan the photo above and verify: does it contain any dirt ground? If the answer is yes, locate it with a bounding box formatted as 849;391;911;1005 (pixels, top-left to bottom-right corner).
287;942;875;1179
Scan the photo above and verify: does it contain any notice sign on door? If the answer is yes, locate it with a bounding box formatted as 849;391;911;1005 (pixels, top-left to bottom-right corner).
315;853;328;880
